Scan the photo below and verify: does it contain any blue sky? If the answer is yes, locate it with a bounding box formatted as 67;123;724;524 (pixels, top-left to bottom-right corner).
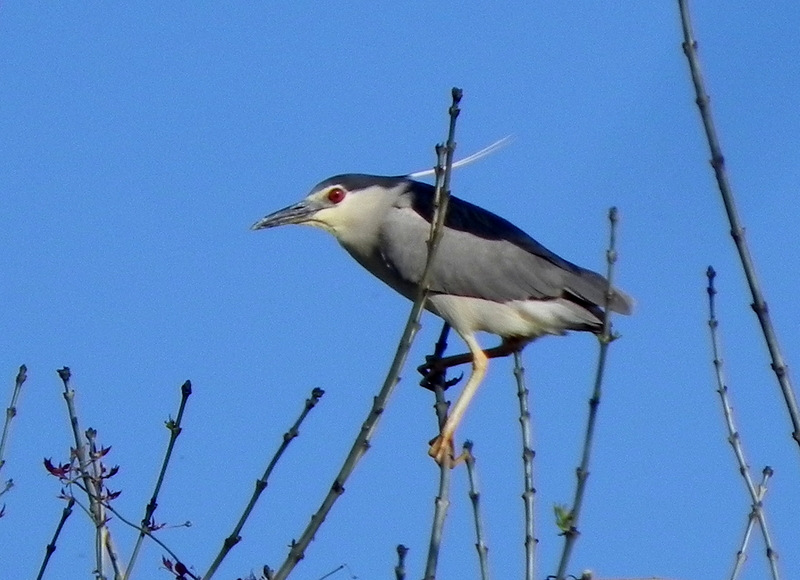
1;2;799;579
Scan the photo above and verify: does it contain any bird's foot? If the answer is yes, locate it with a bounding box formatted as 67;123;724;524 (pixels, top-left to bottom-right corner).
418;357;463;391
428;434;464;467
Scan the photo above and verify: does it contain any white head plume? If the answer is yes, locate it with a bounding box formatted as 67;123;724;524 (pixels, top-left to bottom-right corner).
408;135;512;179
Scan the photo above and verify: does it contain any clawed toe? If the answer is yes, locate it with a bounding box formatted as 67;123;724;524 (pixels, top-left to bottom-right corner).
428;434;464;467
418;365;463;391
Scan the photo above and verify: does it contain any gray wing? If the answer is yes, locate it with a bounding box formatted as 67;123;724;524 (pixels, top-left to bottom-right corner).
379;185;633;314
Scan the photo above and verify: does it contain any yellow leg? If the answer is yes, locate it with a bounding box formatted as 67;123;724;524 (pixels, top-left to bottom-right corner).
429;333;488;465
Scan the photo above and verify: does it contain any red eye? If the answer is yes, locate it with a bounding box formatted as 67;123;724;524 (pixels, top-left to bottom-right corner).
327;187;346;204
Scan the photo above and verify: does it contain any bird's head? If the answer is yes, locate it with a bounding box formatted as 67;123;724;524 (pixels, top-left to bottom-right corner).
251;174;410;239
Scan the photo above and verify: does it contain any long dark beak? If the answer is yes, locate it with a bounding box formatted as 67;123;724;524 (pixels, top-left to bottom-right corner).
251;199;320;230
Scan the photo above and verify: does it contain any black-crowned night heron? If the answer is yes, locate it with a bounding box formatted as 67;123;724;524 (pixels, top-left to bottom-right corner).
252;174;633;463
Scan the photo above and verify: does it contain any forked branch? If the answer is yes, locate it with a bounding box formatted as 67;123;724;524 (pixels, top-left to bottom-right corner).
706;267;780;580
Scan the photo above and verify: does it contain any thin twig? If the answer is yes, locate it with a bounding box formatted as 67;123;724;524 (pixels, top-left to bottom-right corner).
85;427;123;580
35;497;75;580
395;545;408;580
463;441;490;580
513;350;536;580
424;371;453;580
0;365;27;478
677;0;800;452
269;87;463;580
56;368;119;580
425;323;454;422
428;88;462;253
85;429;107;580
106;508;193;578
0;478;12;501
584;578;687;580
203;388;324;580
421;321;454;580
314;564;345;580
105;534;124;580
421;101;463;580
731;468;773;580
555;207;620;580
125;380;193;580
706;267;780;580
68;486;198;580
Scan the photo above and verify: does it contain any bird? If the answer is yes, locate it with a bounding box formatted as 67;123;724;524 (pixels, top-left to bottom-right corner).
252;173;633;464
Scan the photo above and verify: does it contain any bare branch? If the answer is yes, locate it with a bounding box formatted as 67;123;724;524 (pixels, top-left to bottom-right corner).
0;365;27;480
0;478;12;502
68;486;198;580
421;98;466;580
463;441;490;580
268;88;463;580
203;387;324;580
35;497;75;580
731;468;773;580
85;427;123;580
706;267;780;580
677;0;800;451
394;545;409;580
513;350;536;580
56;368;119;580
126;380;193;580
313;564;347;580
423;366;453;580
555;207;620;580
